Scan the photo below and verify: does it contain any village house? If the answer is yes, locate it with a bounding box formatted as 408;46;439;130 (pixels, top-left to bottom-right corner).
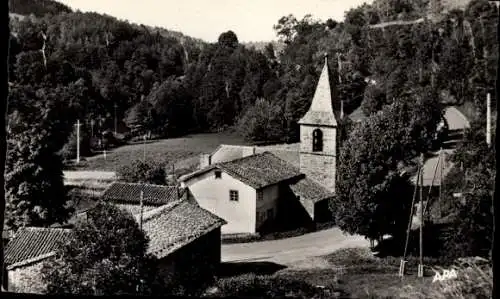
100;182;188;215
3;227;72;293
3;200;226;294
137;200;226;290
180;54;338;234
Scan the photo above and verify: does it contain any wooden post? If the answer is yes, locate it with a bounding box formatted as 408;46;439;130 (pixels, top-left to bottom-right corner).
139;191;144;231
75;120;81;164
114;103;118;136
143;134;147;161
418;153;424;277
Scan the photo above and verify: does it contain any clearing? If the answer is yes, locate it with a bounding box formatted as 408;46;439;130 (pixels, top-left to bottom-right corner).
72;132;248;172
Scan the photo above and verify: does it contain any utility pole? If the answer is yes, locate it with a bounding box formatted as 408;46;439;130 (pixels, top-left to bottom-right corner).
438;148;444;217
143;134;147;161
139;190;144;231
75;120;81;164
487;93;491;146
418;153;424;278
90;119;95;137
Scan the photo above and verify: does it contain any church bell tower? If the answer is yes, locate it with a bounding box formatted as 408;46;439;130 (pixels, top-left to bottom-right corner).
298;53;338;192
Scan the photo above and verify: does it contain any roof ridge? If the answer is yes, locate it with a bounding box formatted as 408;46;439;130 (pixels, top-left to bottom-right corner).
138;199;183;223
22;227;72;232
219;151;272;165
111;182;177;189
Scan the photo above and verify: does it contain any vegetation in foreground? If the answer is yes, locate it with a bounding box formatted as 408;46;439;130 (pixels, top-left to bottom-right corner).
41;203;161;295
209;248;492;299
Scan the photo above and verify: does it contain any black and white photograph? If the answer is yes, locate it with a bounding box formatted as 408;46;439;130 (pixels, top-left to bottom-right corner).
0;0;498;297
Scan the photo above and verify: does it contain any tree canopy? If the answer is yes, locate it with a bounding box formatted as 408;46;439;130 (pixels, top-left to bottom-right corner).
330;87;442;240
41;203;160;295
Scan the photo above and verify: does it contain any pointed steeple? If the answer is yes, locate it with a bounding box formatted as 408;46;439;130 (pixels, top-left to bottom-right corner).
298;53;337;127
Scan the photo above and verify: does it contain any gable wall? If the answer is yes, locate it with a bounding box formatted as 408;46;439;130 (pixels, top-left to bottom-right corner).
183;170;257;234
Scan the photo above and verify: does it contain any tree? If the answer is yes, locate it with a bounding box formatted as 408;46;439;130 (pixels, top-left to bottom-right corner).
116;159;167;185
218;31;239;49
1;0;10;290
60;125;92;161
41;203;160;295
330;88;442;241
5;108;72;230
237;98;285;143
439;120;495;259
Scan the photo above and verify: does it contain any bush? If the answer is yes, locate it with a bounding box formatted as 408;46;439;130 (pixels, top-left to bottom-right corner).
401;257;492;299
210;273;333;298
116;159;167;185
60;129;92;161
41;203;162;295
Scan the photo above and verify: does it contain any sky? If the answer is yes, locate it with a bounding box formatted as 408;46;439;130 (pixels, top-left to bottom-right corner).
57;0;372;43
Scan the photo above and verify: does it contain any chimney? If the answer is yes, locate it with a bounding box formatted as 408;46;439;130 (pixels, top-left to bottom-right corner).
200;154;211;168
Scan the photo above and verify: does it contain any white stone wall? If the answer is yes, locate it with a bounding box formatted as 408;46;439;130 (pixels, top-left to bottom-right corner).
8;262;47;294
300;125;337;192
184;170;257;234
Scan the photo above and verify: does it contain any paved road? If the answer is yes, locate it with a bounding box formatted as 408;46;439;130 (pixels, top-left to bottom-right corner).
411;107;470;186
221;227;369;267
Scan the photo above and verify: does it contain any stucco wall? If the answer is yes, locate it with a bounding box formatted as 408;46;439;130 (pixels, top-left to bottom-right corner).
8;261;48;294
184;170;256;234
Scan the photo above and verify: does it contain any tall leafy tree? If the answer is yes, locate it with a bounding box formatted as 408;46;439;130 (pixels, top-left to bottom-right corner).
330;87;442;241
41;203;161;295
5;103;72;230
1;0;10;290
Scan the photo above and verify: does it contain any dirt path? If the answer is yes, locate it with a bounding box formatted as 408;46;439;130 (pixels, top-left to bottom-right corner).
221;227;369;267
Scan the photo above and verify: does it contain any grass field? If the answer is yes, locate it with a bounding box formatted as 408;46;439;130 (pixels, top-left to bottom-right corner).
72;132;248;172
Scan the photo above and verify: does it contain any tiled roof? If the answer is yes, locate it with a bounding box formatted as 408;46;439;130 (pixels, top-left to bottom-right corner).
138;200;226;259
298;55;338;127
181;152;303;189
289;177;335;204
102;182;183;206
210;144;256;164
116;203;158;216
5;227;72;269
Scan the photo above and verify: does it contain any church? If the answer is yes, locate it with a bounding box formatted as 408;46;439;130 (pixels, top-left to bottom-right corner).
179;54;340;234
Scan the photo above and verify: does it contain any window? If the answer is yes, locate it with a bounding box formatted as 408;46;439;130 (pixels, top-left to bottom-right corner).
267;208;274;219
215;170;222;179
312;129;323;152
257;191;263;201
229;190;239;201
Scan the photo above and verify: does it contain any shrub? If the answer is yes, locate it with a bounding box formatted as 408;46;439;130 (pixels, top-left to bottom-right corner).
401;257;492;299
210;273;333;298
60;129;92;161
116;159;167;185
